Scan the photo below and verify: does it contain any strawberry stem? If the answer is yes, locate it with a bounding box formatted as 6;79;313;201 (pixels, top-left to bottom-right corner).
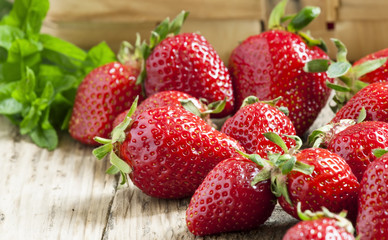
135;11;189;86
92;96;139;185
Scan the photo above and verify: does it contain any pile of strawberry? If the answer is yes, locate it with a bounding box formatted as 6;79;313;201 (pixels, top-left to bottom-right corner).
68;0;388;239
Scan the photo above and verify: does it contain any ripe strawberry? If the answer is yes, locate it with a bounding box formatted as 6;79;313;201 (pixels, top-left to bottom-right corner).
136;12;234;117
69;61;143;145
277;147;360;222
186;157;276;236
331;82;388;124
325;121;388;181
262;133;359;222
228;1;332;135
283;203;355;240
112;90;211;128
356;150;388;239
353;47;388;84
93;101;244;199
221;96;296;157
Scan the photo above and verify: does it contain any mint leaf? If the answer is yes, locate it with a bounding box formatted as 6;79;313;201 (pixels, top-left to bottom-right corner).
0;25;24;50
0;0;49;38
40;34;87;71
82;41;117;75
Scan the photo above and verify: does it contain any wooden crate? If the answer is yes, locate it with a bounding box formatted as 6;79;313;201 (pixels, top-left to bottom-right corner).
42;0;266;63
325;0;388;61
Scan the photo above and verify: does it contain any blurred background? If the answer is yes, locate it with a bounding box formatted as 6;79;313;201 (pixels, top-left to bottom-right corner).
2;0;388;63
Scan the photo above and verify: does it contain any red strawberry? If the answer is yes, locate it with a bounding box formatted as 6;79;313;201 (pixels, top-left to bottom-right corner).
93;101;244;199
186;157;276;236
228;1;332;135
325;121;388;181
261;133;360;222
353;48;388;84
356;150;388;239
112;90;209;128
277;147;360;222
331;82;388;124
69;62;143;145
283;203;355;240
221;96;296;157
136;12;234;117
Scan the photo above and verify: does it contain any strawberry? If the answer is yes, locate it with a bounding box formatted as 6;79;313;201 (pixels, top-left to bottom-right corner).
69;61;143;145
356;149;388;239
353;47;388;84
330;82;388;124
136;12;234;117
283;203;355;240
221;96;296;157
261;133;360;222
93;100;244;199
112;90;220;129
228;0;332;135
186;157;276;236
311;121;388;182
277;147;360;222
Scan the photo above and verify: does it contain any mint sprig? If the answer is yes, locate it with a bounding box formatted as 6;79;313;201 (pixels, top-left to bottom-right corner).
0;0;117;150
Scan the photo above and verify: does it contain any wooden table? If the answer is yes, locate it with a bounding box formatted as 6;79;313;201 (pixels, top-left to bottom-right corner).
0;102;335;240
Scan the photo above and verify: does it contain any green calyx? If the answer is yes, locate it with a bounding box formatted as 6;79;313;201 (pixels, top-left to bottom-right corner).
304;38;388;112
296;202;355;235
373;148;388;158
268;0;325;50
92;96;139;185
308;118;357;148
179;97;226;119
240;96;289;116
236;132;314;206
135;11;189;86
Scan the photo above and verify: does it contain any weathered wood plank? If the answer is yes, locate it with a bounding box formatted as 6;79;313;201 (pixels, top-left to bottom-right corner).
103;181;298;240
0;116;117;240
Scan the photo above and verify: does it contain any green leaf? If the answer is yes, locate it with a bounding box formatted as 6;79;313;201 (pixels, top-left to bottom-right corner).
0;25;24;50
180;98;203;117
40;34;87;71
0;0;49;38
303;59;330;73
251;168;271;186
326;81;351;92
287;6;320;32
292;161;314;175
81;41;116;75
268;0;288;29
263;132;289;153
29;123;58;151
280;156;297;175
241;95;260;108
92;141;113;160
327;62;352;78
205;98;226;114
0;81;23;114
0;0;13;21
168;10;189;36
299;31;327;52
110;151;131;174
357;107;367;123
11;66;36;103
373;148;388;158
331;38;348;63
352;57;388;79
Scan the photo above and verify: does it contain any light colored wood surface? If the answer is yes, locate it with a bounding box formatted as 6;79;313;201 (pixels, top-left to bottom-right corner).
0;98;335;239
